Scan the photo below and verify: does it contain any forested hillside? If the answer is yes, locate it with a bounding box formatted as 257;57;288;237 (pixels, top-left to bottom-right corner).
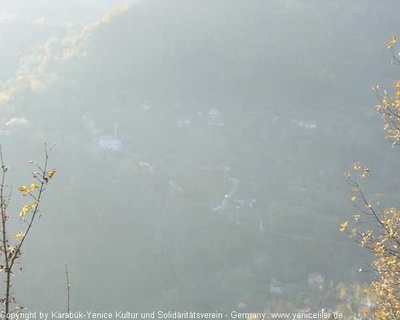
1;0;400;316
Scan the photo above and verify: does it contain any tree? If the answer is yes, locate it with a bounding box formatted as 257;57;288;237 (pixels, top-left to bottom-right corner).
0;144;56;319
341;36;400;320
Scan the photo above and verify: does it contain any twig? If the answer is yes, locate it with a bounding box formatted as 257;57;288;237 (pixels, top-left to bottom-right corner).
65;264;70;313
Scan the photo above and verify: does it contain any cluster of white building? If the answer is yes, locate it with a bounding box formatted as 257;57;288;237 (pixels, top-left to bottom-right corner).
175;108;225;128
92;103;226;151
270;272;325;296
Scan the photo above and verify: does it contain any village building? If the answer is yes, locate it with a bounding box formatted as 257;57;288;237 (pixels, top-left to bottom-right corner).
270;278;285;295
308;272;325;289
174;115;191;128
0;124;11;136
208;108;224;126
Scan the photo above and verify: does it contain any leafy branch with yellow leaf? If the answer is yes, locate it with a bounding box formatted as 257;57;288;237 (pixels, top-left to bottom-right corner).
340;36;400;320
0;143;56;319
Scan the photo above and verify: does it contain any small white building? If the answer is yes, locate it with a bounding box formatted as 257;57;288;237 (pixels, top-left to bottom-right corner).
140;100;152;111
290;119;317;130
175;115;191;128
98;123;122;151
0;124;11;136
308;272;324;289
98;138;122;151
270;278;285;295
208;108;224;126
233;199;256;209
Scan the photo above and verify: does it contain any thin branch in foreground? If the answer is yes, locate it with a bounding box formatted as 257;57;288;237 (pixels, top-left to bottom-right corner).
65;264;70;314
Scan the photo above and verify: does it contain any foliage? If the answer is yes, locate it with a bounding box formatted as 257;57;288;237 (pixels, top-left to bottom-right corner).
340;36;400;319
373;36;400;147
0;144;56;319
342;164;400;319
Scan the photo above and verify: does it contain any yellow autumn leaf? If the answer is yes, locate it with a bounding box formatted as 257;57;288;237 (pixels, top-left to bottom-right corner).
349;228;357;239
18;185;28;192
353;162;360;170
342;171;351;178
350;196;356;202
14;232;24;240
388;36;397;49
361;167;370;178
19;204;32;218
30;183;38;190
47;170;56;179
340;221;349;232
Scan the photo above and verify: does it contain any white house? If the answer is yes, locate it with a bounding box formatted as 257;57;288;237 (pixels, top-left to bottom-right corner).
98;138;122;151
208;108;224;126
97;123;122;151
290;119;317;129
140;100;152;111
233;198;256;209
270;278;285;295
0;124;11;136
175;115;191;128
308;272;324;289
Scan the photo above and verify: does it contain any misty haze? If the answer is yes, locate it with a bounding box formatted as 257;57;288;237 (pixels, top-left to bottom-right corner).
1;1;400;319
